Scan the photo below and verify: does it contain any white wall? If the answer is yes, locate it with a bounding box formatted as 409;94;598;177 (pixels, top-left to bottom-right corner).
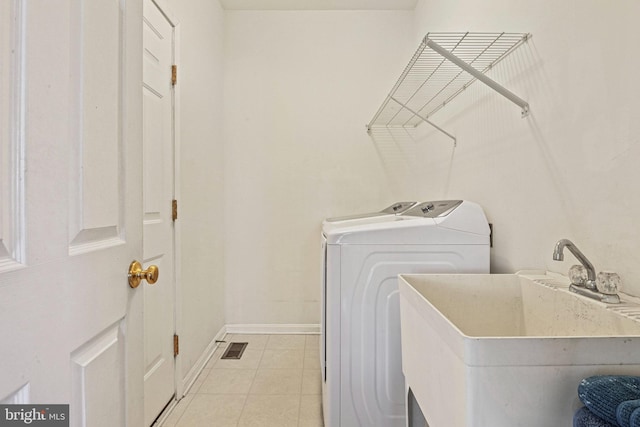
403;1;640;293
220;1;640;326
164;0;226;380
223;10;415;324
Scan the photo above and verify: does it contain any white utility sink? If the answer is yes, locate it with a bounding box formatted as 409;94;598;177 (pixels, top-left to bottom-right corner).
398;271;640;427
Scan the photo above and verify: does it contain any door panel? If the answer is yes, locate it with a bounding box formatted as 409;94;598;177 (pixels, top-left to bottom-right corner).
72;0;121;232
0;0;143;425
0;0;24;272
69;0;123;253
142;0;176;424
70;322;126;427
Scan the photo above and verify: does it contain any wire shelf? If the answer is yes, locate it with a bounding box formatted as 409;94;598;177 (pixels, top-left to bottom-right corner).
367;32;531;140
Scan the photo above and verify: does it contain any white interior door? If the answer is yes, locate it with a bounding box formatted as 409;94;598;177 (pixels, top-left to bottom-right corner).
142;0;177;424
0;1;144;426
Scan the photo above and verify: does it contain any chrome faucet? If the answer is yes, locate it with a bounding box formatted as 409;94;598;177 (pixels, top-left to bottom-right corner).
552;239;620;304
552;239;597;289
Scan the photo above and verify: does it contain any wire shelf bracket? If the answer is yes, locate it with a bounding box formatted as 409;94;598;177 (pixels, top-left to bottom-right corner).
367;32;532;142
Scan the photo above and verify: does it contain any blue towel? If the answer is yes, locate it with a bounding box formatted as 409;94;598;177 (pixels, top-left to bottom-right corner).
631;407;640;427
578;376;640;425
617;400;640;427
575;407;617;427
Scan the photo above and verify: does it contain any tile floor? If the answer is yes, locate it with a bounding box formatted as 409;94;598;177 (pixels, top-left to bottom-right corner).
160;334;324;427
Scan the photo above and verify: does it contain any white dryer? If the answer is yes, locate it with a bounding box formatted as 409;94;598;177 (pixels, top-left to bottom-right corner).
321;200;490;427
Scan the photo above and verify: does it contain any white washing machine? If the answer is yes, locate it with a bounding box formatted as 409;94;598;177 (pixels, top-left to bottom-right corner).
321;200;490;427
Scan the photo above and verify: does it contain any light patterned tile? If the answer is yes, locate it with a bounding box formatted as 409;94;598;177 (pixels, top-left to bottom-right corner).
266;334;306;350
298;395;324;427
305;335;320;349
176;394;246;427
186;369;210;395
238;395;300;427
249;369;302;395
162;335;326;427
305;345;320;359
301;369;321;395
229;334;270;349
205;348;226;369
259;349;304;369
213;349;264;369
199;368;256;394
303;354;320;371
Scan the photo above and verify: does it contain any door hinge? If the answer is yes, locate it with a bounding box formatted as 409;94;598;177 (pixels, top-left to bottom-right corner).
172;199;178;221
173;334;179;357
171;65;177;86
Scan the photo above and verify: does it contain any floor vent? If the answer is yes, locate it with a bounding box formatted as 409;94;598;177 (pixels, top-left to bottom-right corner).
221;342;248;360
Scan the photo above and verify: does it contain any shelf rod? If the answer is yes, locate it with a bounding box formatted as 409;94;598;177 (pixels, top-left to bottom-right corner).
389;96;456;146
424;38;530;117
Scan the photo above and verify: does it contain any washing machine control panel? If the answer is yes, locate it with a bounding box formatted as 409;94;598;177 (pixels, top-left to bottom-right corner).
401;200;463;218
380;201;417;214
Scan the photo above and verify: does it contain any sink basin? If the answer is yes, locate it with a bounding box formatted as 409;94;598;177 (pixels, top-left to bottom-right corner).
398;271;640;427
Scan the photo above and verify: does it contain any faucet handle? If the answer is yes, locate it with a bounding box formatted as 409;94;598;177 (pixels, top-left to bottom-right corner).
596;271;621;295
568;265;587;286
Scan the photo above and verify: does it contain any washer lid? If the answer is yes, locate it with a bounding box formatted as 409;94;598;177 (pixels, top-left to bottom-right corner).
324;201;417;223
401;200;463;218
322;213;411;236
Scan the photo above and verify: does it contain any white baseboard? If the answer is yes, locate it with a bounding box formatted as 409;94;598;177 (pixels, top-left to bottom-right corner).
225;324;320;335
180;325;227;396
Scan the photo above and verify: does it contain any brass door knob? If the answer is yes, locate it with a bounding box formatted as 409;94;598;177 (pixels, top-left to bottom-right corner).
128;260;159;288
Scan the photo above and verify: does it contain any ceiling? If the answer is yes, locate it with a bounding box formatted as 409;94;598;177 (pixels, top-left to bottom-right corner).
219;0;418;11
